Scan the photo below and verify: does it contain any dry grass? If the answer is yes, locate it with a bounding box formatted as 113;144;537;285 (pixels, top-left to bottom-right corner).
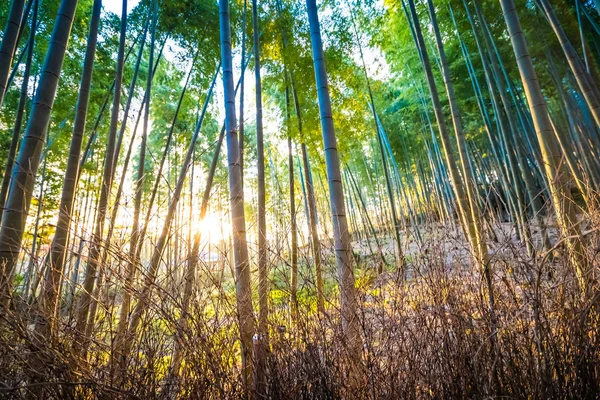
0;212;599;399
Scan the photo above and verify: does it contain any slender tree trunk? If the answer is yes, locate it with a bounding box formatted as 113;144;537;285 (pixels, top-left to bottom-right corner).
219;0;255;390
0;0;38;224
73;0;126;350
252;0;268;395
575;0;590;73
65;155;97;312
279;0;324;312
13;0;33;56
168;70;221;380
469;0;550;251
478;12;548;186
168;69;248;381
549;54;600;188
536;0;600;128
294;99;324;312
130;0;156;283
27;151;48;301
64;170;92;312
0;0;79;305
462;0;529;246
110;16;153;179
239;0;247;184
117;62;220;380
411;0;499;386
376;123;405;267
427;0;488;267
131;52;175;262
114;55;193;375
0;0;25;107
485;47;534;252
349;11;405;267
88;37;163;347
70;27;146;183
406;0;476;260
306;0;362;378
97;102;144;352
36;0;102;338
499;0;588;291
284;82;299;324
254;0;268;339
347;167;387;271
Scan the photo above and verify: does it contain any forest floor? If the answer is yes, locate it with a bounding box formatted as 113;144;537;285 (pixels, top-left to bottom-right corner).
0;217;598;398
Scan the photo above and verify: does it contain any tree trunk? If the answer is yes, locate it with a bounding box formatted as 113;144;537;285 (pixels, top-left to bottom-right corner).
306;0;362;378
0;0;38;224
426;0;488;267
499;0;588;291
292;87;324;312
0;0;25;107
349;10;405;266
129;0;156;284
114;54;193;376
536;0;600;128
110;15;153;180
36;0;102;338
88;34;162;347
168;71;221;380
461;0;532;251
278;0;324;312
254;0;268;338
347;166;387;271
64;168;94;313
94;101;144;350
468;0;550;251
27;150;48;302
239;0;247;185
169;59;255;381
73;0;126;350
284;82;299;324
252;0;268;395
405;0;474;260
219;0;255;390
117;61;220;379
0;0;79;305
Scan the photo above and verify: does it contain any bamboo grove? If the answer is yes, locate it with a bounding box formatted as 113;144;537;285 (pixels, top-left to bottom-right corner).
0;0;599;397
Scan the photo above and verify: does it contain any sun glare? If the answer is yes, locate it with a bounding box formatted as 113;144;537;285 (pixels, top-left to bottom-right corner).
191;213;231;245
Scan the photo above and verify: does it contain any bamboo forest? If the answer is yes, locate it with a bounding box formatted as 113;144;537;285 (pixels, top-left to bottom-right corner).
1;0;600;397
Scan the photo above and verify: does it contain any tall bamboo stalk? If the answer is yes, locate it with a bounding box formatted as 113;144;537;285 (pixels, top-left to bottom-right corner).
471;0;550;250
405;0;477;263
426;0;488;266
0;0;38;224
254;0;268;337
348;7;405;266
409;0;498;384
73;0;127;349
306;0;362;374
239;0;247;184
536;0;600;129
37;0;102;337
219;0;255;390
167;66;221;379
117;62;220;379
0;0;25;107
0;0;79;305
499;0;588;291
292;84;324;312
252;1;268;394
129;0;156;280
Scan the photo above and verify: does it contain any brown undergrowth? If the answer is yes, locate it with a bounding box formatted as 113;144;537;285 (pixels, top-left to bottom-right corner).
0;213;599;399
